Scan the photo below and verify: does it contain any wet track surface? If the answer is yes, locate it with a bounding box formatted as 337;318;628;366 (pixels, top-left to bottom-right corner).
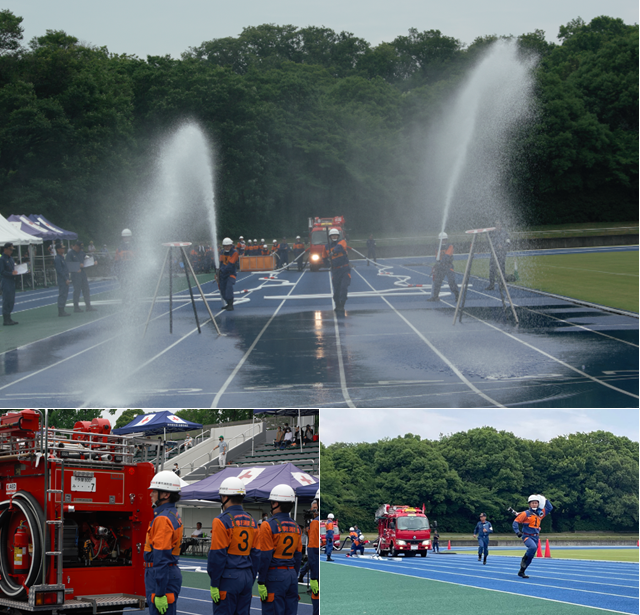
0;248;637;408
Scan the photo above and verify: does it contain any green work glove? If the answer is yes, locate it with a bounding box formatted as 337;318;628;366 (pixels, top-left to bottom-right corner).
310;579;319;595
210;587;220;603
258;584;268;601
154;596;168;615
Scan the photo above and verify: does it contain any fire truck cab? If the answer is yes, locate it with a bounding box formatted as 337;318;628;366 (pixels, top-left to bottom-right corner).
375;504;430;557
0;409;159;615
307;216;346;272
319;519;340;549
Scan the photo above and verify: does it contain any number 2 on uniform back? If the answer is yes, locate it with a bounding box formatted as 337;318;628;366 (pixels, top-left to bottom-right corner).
281;535;294;557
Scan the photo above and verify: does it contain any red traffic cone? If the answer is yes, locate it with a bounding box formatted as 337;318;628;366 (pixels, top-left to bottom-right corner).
447;540;451;550
536;541;542;558
544;539;551;558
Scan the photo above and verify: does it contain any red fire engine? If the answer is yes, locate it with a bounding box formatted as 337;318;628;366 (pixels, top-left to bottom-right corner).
0;409;159;615
375;504;431;557
319;519;340;549
307;217;346;272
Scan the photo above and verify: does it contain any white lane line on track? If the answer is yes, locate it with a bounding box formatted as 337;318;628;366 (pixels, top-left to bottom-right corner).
352;268;504;408
210;270;308;408
0;300;195;395
455;307;639;400
400;264;639;348
329;271;355;408
328;561;636;611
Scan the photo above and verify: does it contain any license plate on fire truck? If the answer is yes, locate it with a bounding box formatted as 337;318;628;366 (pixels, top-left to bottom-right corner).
411;544;418;550
71;473;96;492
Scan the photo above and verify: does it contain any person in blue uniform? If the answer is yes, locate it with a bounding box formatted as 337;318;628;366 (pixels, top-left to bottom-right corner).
66;240;97;312
347;534;365;557
513;494;553;578
1;243;18;326
208;477;259;615
324;513;335;561
256;484;302;615
145;470;184;615
219;237;239;311
473;513;493;564
292;237;305;271
322;228;351;315
54;241;71;317
277;238;290;269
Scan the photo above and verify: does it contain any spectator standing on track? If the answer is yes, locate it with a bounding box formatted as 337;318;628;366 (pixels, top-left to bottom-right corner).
256;484;302;615
366;234;377;265
66;240;97;312
213;435;229;467
208;477;259;615
0;243;18;326
427;235;459;302
486;223;511;290
512;494;553;578
474;512;493;565
54;241;71;318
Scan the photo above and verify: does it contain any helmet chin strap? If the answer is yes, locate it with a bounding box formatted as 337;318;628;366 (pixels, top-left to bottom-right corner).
221;495;232;509
270;501;279;514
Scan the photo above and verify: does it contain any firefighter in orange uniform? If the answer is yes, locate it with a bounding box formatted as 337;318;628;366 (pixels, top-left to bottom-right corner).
427;233;459;302
208;477;259;615
145;471;184;615
308;490;319;615
256;484;302;615
219;237;239;311
292;236;305;272
322;228;351;315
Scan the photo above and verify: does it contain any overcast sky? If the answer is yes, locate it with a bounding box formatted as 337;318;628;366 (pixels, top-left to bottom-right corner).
11;0;639;59
320;408;639;445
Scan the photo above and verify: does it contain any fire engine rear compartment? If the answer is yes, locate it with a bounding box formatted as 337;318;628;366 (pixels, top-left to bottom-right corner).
0;411;157;615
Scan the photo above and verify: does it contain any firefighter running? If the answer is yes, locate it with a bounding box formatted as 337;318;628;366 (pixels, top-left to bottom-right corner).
256;484;303;615
324;513;335;561
145;471;184;615
473;512;493;565
207;477;259;615
322;228;351;315
219;237;239;311
512;494;553;578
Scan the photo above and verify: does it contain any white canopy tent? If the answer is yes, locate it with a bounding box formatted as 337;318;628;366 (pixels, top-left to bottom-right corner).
0;214;43;290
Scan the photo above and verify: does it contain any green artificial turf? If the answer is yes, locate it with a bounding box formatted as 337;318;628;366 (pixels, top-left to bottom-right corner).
455;251;639;313
320;561;622;615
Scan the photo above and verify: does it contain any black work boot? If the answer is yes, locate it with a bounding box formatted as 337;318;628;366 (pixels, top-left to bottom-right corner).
478;555;482;562
518;556;529;578
58;308;70;317
74;305;83;313
427;296;439;302
3;316;17;326
226;298;234;311
483;555;487;565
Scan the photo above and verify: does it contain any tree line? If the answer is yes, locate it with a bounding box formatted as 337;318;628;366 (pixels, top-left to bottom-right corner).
320;427;639;533
0;11;637;243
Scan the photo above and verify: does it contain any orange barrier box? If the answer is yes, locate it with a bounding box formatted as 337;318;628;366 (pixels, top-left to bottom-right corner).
239;255;275;272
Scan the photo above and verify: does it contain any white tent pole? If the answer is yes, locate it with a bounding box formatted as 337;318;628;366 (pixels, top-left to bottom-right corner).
294;496;298;522
252;414;255;456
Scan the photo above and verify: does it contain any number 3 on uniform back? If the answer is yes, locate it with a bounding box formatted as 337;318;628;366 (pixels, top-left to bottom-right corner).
237;530;249;552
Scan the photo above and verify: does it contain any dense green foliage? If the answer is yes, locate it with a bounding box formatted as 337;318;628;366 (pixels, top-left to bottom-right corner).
0;14;636;242
320;427;639;533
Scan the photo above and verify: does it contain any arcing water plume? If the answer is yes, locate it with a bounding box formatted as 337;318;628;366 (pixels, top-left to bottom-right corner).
423;39;538;233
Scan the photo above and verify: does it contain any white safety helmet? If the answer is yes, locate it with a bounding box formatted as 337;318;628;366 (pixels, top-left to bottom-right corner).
261;238;265;243
315;490;320;500
121;228;132;237
528;494;545;509
263;244;268;249
528;494;540;508
329;228;340;237
239;236;244;240
296;235;301;240
273;239;277;244
268;484;296;502
359;534;365;540
327;513;334;519
149;470;181;493
438;231;448;240
253;239;257;243
247;239;252;244
222;237;234;246
219;477;246;496
350;527;354;531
